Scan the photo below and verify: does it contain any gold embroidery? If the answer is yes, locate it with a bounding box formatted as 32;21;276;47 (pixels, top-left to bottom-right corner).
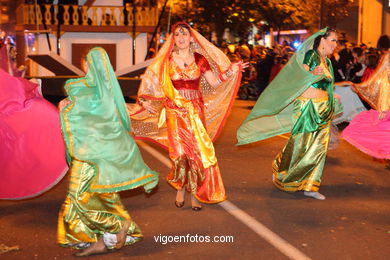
62;100;76;156
169;59;201;80
319;55;332;80
65;79;90;91
91;173;156;189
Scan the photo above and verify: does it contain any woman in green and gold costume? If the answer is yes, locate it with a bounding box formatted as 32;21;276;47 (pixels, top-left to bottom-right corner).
237;28;342;200
57;47;158;256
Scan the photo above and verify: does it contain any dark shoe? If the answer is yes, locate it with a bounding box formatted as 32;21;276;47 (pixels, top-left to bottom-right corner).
175;201;184;208
175;188;186;208
190;194;202;211
191;206;202;211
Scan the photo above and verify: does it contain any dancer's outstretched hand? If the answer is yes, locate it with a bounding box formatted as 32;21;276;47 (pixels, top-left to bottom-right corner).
311;65;324;75
232;60;249;73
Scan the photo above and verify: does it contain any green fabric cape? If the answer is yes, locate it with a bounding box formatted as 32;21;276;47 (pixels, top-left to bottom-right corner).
237;28;341;145
60;47;158;193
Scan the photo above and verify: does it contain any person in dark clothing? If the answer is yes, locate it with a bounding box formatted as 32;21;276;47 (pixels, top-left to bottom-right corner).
330;45;344;82
347;47;365;83
255;48;274;94
337;40;353;80
377;35;389;53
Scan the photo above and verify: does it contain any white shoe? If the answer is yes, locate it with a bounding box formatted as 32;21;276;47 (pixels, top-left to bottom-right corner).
303;191;326;200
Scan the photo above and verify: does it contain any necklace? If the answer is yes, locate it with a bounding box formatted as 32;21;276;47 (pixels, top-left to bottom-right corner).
317;48;328;67
320;55;328;69
319;54;332;79
181;55;190;68
174;51;192;69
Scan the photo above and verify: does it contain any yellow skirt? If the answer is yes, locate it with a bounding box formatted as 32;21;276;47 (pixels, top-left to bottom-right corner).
58;160;142;248
164;98;226;203
272;96;332;192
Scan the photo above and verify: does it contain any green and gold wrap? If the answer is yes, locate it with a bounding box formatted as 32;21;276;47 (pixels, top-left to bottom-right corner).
237;28;342;192
58;160;143;246
237;28;342;144
58;47;158;247
272;96;332;192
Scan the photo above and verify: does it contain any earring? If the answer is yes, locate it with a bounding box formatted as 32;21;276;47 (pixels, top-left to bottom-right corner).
189;41;198;53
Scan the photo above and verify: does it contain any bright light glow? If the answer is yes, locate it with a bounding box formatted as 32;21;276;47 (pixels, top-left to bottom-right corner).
272;29;308;35
293;41;300;48
264;34;271;48
227;44;235;53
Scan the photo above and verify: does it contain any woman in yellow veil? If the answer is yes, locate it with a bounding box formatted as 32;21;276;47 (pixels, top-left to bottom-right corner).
130;22;246;210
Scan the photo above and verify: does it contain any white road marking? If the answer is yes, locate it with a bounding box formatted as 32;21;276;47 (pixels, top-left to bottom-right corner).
136;140;312;260
137;141;171;167
220;201;312;260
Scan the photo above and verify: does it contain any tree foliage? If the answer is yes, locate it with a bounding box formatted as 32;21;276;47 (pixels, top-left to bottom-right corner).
161;0;254;40
161;0;356;40
252;0;355;31
315;0;356;28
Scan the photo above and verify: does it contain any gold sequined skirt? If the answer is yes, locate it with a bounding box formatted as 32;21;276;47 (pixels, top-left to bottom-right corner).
272;96;332;192
164;98;226;203
57;160;142;247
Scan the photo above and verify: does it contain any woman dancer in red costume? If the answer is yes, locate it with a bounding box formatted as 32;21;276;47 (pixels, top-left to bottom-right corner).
131;22;247;210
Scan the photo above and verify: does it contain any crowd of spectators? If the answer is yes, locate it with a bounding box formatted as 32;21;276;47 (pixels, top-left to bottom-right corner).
218;34;389;100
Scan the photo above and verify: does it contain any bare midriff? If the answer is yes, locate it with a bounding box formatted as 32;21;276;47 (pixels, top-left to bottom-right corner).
300;87;328;98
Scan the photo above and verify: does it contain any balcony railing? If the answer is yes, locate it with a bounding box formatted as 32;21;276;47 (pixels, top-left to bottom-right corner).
16;4;158;28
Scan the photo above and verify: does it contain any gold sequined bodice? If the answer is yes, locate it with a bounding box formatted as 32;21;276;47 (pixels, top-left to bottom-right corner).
169;59;201;81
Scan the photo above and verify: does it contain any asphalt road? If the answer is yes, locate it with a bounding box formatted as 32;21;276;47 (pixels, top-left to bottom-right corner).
1;100;389;260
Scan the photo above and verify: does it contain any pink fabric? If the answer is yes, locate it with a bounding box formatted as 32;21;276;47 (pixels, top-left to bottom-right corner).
342;109;390;159
0;69;68;199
